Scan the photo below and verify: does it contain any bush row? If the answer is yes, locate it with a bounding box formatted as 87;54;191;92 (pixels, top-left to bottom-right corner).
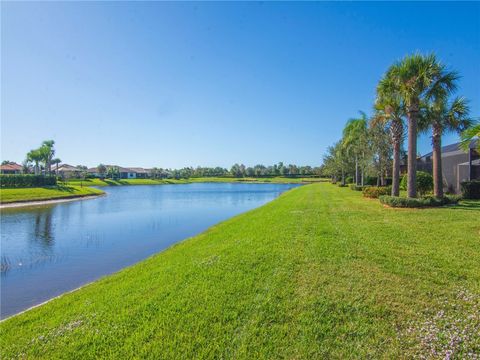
362;186;392;199
461;180;480;199
0;175;57;188
379;195;460;208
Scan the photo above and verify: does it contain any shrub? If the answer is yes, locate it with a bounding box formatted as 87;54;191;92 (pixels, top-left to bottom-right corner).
345;176;353;184
400;171;433;195
461;180;480;199
349;184;371;191
337;183;347;187
0;175;57;188
362;186;392;199
379;195;460;208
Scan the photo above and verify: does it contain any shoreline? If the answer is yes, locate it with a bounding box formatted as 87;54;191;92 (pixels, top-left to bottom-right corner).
0;193;105;209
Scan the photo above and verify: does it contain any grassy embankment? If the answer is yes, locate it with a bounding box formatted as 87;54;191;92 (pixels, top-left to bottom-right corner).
1;183;479;358
0;185;104;204
65;176;328;187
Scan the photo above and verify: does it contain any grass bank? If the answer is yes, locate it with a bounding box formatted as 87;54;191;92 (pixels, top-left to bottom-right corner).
0;185;104;204
1;183;479;358
65;176;328;187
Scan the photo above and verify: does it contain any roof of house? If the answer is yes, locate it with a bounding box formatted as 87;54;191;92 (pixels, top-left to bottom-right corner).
126;167;149;174
0;163;22;171
420;139;478;159
57;164;81;172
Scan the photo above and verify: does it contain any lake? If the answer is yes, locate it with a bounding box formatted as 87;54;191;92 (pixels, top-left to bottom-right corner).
0;182;299;318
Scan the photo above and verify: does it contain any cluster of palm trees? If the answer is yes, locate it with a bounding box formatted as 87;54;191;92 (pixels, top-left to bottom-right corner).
25;140;61;176
324;53;477;198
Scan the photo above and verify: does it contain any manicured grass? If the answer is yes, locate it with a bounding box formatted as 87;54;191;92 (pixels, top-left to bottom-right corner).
66;177;328;187
0;185;104;204
1;183;478;358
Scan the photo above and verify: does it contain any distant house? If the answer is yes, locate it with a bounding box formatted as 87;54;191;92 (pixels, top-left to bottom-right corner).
57;164;82;178
125;167;149;179
417;140;479;193
0;163;22;174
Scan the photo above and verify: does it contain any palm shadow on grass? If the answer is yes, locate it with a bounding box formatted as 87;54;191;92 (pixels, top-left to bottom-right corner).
450;200;480;211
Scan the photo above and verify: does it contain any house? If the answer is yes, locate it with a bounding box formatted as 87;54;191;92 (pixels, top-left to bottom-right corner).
0;163;22;174
125;167;149;179
417;140;479;193
57;164;83;178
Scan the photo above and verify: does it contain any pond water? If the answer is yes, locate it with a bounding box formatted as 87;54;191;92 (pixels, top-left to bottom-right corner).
0;182;299;318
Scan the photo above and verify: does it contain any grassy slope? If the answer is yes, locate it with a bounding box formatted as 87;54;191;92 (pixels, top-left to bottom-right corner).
65;177;327;187
1;183;479;358
0;185;104;204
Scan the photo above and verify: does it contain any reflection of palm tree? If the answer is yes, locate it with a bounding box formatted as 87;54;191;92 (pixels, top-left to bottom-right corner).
33;209;55;248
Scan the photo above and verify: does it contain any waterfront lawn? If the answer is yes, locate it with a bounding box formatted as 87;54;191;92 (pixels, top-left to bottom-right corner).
0;185;104;204
66;176;328;187
1;183;479;358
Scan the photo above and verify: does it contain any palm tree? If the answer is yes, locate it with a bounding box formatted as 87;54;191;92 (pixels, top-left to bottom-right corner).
342;113;368;185
27;149;43;175
52;158;62;175
39;140;55;175
460;123;480;152
375;70;405;196
424;96;472;197
389;53;457;198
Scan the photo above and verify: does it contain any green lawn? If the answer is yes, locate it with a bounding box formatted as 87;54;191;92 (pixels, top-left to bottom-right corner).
1;183;478;358
65;176;328;187
0;185;104;204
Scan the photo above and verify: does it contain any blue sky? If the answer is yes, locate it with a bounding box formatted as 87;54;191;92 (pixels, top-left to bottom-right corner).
1;1;479;168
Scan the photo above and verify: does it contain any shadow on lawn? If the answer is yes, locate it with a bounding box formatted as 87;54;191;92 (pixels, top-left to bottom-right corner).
450;200;480;211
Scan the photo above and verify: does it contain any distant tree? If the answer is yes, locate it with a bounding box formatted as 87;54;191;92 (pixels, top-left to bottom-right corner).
97;164;107;179
26;149;43;175
39;140;55;175
52;158;62;175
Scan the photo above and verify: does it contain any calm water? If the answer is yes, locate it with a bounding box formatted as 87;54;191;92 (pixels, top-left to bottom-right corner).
0;183;299;318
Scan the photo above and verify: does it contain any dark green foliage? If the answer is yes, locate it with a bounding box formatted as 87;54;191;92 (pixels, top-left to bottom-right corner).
379;195;460;208
461;180;480;199
349;184;370;191
337;183;347;187
345;176;353;184
362;186;392;198
400;171;433;195
0;175;57;188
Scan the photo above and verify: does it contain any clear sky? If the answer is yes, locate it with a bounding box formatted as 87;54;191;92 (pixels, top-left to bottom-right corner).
1;1;479;168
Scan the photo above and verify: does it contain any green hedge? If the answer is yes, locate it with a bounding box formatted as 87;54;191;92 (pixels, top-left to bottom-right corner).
461;180;480;199
0;175;57;188
400;171;433;195
379;195;460;208
362;186;392;199
349;184;371;191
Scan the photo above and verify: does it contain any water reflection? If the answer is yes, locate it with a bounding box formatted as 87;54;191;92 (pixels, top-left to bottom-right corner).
1;183;300;318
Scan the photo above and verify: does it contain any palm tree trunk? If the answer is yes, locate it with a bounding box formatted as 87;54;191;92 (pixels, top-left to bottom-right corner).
432;123;443;198
407;105;418;198
355;155;359;185
392;139;401;196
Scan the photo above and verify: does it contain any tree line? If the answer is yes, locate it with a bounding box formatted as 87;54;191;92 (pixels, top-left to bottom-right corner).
94;162;322;180
323;53;478;198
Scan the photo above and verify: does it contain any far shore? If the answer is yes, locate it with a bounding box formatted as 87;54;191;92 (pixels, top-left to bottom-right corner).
0;193;104;209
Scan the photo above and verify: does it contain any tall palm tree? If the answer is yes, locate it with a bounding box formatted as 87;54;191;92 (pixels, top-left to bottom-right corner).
40;140;55;175
424;96;472;197
342;113;368;185
375;70;405;196
389;53;457;197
